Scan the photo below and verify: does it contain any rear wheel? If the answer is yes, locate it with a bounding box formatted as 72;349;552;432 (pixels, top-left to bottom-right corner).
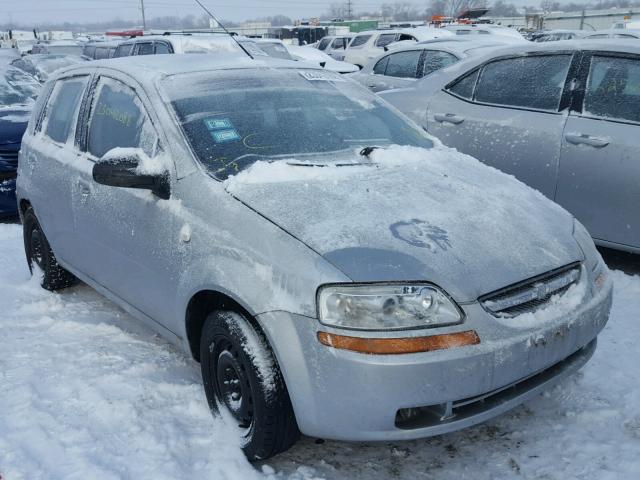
200;310;299;460
22;206;76;291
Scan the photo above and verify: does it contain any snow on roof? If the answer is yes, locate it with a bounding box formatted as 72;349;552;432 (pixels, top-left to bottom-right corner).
51;52;320;85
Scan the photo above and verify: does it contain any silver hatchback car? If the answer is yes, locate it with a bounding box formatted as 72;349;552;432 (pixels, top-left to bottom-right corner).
16;54;612;460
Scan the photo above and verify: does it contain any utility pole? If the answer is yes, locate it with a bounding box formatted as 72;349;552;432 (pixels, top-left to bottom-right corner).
140;0;147;30
346;0;353;20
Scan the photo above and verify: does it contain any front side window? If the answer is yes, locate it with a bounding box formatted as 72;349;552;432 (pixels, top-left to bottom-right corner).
332;38;346;49
94;47;110;60
154;42;171;54
317;38;332;50
583;55;640;123
375;34;398;48
384;50;422;78
422;50;458;77
113;44;134;57
474;54;571;111
164;69;433;180
43;77;88;144
134;43;154;56
87;78;157;158
350;35;371;48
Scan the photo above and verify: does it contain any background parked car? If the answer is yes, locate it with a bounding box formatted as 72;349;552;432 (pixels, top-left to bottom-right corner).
380;40;640;253
112;33;243;57
344;28;453;68
530;30;585;42
31;40;84;56
82;40;122;60
0;47;20;65
443;24;526;42
288;44;359;73
351;39;505;92
10;54;89;83
316;34;354;59
0;65;40;217
584;29;640;39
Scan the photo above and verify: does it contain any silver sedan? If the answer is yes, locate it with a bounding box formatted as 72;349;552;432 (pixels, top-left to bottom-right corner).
381;39;640;254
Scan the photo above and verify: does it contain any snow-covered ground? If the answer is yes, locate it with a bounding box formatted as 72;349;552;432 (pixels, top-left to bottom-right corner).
1;221;639;479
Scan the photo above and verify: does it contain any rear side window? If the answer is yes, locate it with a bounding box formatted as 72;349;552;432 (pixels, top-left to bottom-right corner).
332;38;347;49
87;78;157;158
474;55;571;111
583;55;640;124
113;44;133;57
422;50;458;77
154;42;171;54
83;45;96;58
43;77;88;144
376;34;398;48
94;47;110;60
350;35;371;48
373;56;389;74
134;42;154;55
384;50;422;78
447;69;479;99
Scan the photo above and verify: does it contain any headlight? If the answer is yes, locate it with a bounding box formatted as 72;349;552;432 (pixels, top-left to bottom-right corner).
318;284;463;331
573;219;601;272
573;219;609;291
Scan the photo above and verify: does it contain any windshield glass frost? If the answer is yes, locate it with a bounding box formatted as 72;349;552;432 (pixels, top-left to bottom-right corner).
164;69;432;180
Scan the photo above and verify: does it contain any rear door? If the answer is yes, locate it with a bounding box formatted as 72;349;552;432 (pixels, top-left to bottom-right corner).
426;52;577;199
25;75;90;262
556;52;640;250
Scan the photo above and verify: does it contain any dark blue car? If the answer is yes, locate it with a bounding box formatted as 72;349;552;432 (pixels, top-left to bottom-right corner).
1;65;40;218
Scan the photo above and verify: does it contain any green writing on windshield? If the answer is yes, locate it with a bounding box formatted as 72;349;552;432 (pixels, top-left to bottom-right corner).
95;102;134;127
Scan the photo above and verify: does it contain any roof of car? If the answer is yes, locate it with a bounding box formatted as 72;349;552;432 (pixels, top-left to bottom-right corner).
51;51;322;84
464;38;640;57
385;38;512;56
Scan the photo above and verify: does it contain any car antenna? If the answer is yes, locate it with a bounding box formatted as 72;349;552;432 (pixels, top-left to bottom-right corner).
192;0;254;59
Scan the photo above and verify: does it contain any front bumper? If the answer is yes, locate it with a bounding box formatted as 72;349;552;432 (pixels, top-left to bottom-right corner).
258;276;612;441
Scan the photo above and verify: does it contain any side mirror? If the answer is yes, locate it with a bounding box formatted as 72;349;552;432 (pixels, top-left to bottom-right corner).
92;153;170;200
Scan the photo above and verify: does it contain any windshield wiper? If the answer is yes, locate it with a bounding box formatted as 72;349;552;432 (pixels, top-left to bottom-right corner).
359;146;379;157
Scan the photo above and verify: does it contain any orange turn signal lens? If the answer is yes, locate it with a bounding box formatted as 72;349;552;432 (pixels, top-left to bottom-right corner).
317;330;480;355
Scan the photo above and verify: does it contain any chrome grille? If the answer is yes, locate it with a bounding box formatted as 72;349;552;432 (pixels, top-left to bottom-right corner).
480;263;581;317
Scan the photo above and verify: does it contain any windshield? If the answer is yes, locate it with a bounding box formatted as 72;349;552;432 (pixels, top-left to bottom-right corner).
0;67;40;106
257;42;293;60
164;69;432;180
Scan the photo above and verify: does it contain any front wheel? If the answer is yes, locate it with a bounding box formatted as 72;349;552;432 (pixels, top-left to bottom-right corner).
22;206;76;291
200;310;299;460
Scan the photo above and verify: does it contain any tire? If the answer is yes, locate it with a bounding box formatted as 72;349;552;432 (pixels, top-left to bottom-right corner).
200;310;299;460
22;206;76;291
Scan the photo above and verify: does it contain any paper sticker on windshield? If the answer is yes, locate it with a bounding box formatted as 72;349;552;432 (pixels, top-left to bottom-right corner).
298;70;346;82
211;129;241;143
204;117;234;130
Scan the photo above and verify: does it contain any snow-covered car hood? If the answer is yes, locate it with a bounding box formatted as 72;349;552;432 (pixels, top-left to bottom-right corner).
224;145;581;302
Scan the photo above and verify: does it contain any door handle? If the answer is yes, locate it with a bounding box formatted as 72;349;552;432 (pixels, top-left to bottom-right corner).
564;133;610;148
434;113;465;125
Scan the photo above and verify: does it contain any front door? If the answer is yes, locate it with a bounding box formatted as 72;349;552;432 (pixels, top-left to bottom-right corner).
71;75;181;328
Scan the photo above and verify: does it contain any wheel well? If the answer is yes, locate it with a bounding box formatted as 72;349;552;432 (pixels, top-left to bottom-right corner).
186;290;260;362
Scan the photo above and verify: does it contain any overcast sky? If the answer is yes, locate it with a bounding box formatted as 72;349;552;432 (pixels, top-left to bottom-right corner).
3;0;403;25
